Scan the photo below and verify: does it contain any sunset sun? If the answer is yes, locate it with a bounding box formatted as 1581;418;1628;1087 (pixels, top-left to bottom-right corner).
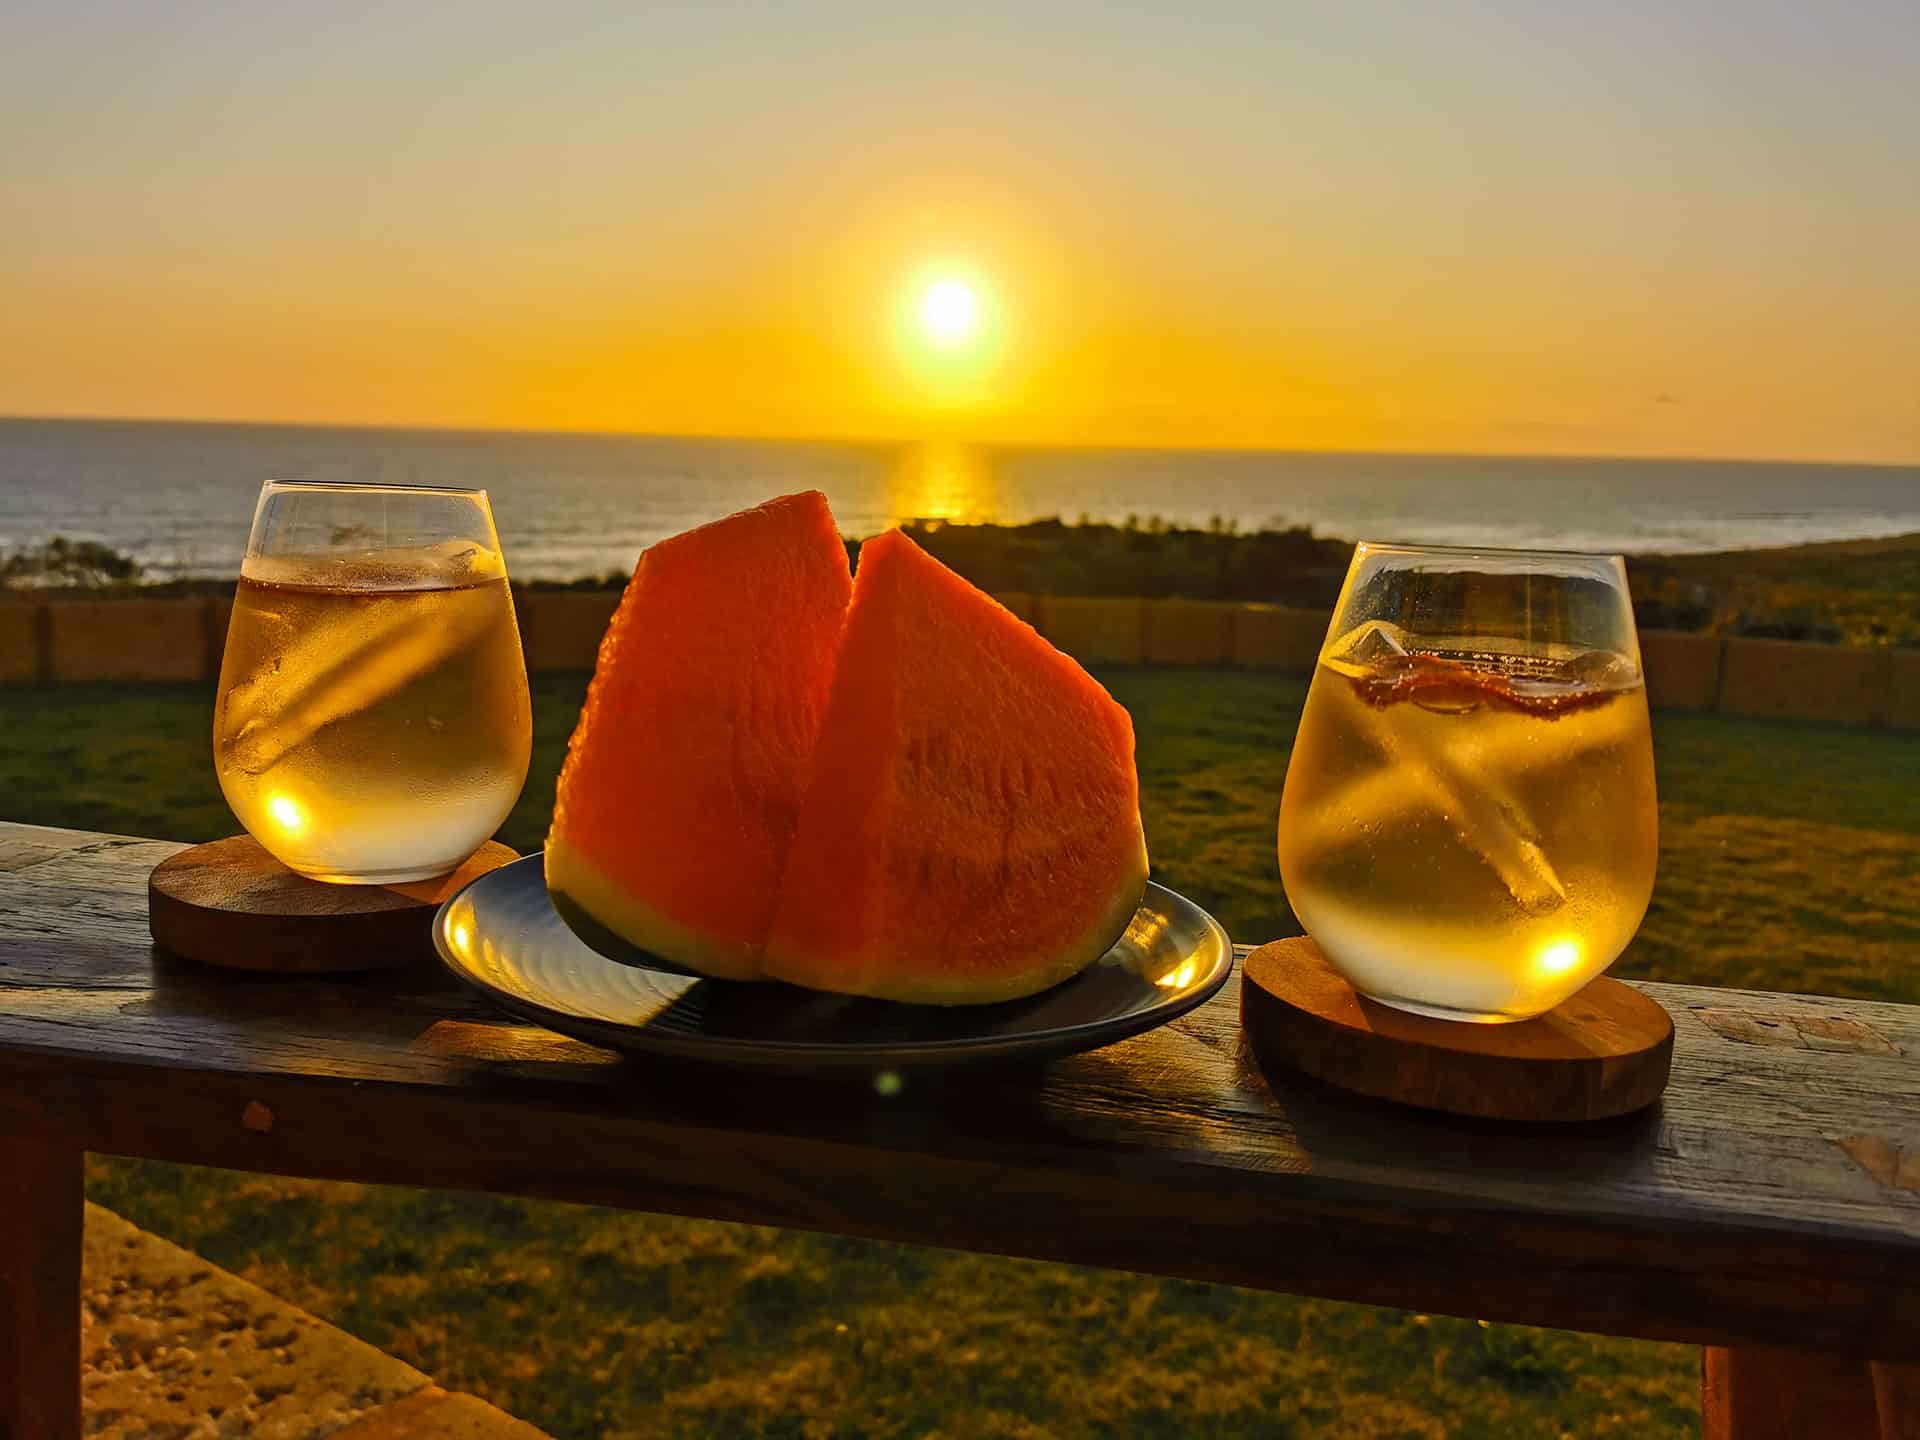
892;262;1003;408
919;277;980;347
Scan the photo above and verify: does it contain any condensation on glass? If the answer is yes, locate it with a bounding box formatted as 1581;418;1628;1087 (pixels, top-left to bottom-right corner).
214;481;532;884
1278;542;1658;1022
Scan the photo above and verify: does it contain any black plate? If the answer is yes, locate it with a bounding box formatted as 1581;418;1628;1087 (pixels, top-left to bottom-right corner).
435;854;1232;1070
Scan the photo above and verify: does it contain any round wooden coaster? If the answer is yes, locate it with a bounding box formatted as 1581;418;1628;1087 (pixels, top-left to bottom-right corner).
148;835;518;973
1240;936;1673;1122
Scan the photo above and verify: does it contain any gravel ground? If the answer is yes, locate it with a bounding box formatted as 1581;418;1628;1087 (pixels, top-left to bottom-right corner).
81;1204;544;1440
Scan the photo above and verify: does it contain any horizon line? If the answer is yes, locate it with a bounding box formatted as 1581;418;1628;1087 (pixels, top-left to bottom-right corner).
1;409;1916;474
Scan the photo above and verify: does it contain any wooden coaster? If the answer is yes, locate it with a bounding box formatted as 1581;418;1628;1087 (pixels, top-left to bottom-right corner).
148;835;518;973
1240;936;1673;1122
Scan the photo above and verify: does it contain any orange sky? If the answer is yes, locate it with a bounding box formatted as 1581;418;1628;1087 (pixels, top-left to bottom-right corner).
3;2;1916;463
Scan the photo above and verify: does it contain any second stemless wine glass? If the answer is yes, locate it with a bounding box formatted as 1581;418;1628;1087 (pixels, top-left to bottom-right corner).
214;482;532;884
1277;542;1658;1022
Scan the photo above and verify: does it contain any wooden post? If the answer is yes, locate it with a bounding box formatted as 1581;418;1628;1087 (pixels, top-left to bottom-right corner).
0;1134;82;1440
1703;1346;1881;1439
1872;1364;1920;1440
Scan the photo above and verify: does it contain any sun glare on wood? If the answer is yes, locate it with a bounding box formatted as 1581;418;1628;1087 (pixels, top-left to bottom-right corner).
919;278;981;347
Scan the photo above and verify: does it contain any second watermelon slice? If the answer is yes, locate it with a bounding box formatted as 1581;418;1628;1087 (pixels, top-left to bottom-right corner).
765;529;1150;1004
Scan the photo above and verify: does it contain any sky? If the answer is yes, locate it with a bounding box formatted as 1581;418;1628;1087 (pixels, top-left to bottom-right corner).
2;0;1917;463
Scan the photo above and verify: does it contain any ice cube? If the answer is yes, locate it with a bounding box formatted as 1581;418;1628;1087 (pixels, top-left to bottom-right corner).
1555;648;1640;690
1447;784;1569;912
1326;619;1411;672
1303;681;1569;912
1411;688;1482;715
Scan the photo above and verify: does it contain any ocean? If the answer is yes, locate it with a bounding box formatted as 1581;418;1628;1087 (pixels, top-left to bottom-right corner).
2;417;1916;582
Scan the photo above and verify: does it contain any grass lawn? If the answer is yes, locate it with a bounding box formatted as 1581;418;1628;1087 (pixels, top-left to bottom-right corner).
8;669;1918;1438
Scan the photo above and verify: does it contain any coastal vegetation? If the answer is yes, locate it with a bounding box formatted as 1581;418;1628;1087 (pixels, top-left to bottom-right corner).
8;667;1916;1437
1627;532;1920;647
0;535;143;588
10;522;1917;647
893;522;1920;647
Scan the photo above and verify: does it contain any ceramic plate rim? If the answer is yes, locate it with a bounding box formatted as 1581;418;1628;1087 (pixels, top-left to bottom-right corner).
433;853;1234;1065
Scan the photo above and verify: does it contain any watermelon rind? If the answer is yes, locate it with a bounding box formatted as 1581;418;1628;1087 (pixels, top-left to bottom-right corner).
546;834;766;981
764;838;1149;1006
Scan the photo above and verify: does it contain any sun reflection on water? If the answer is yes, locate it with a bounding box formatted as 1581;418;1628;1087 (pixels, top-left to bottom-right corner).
886;441;997;528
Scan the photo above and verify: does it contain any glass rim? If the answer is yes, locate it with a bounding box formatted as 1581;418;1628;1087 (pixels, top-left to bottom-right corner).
1354;539;1626;565
260;479;490;500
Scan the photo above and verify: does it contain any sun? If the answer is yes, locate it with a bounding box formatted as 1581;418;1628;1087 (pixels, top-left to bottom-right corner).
919;277;980;347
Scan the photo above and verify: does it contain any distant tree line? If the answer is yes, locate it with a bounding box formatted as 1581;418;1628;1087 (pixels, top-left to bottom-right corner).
7;519;1912;646
848;517;1356;608
0;536;142;588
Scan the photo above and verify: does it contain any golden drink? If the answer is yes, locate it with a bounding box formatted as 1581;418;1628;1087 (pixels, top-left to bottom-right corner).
1278;621;1657;1021
214;545;532;883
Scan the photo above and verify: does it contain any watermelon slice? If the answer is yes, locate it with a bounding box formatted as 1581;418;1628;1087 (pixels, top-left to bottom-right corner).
765;529;1149;1004
545;491;852;979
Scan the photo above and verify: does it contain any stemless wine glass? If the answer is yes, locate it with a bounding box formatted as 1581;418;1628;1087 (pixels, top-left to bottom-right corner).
1277;542;1658;1022
213;482;532;884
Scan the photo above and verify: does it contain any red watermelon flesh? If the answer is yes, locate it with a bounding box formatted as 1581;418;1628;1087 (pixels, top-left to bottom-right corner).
545;491;851;979
765;529;1149;1004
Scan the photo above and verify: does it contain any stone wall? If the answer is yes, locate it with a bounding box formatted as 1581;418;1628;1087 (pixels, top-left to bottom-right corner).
1;593;1914;730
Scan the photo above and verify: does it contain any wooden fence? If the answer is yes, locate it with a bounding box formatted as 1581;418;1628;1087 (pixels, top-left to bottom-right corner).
1;593;1915;730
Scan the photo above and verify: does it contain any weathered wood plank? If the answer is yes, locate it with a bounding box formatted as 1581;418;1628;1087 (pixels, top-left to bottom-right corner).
4;1047;1916;1358
0;960;1913;1245
0;1133;82;1440
2;822;1918;1361
0;835;187;948
0;826;180;877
